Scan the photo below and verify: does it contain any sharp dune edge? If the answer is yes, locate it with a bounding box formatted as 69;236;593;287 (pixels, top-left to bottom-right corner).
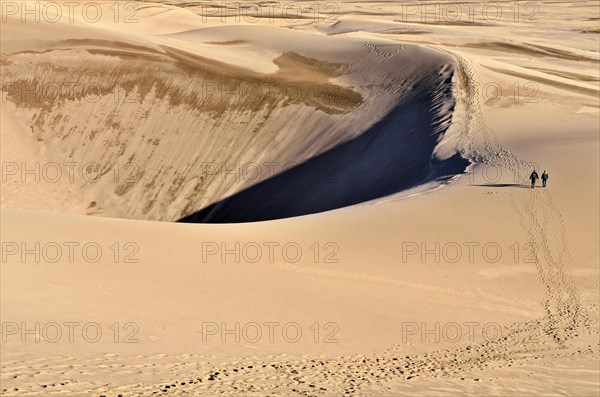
0;1;599;396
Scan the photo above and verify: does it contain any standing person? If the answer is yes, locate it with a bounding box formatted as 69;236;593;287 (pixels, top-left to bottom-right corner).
530;170;539;188
541;170;549;187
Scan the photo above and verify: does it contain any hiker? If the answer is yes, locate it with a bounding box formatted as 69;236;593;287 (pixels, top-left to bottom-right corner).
529;170;539;188
541;170;549;187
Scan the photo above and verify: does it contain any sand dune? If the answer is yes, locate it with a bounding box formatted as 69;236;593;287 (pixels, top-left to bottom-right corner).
2;5;456;221
1;0;598;396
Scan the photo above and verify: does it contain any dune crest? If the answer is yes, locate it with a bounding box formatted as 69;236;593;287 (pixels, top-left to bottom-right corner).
1;6;462;221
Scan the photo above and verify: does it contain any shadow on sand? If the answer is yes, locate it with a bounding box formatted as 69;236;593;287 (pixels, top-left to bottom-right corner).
471;183;540;189
471;183;530;188
180;76;470;223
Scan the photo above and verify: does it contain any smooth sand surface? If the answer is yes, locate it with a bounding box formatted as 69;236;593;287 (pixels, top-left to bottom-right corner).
1;0;598;395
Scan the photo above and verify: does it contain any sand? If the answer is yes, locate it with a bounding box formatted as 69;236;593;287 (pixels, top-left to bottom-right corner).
0;0;598;396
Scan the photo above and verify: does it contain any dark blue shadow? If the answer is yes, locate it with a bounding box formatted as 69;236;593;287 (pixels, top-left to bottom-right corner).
180;76;469;223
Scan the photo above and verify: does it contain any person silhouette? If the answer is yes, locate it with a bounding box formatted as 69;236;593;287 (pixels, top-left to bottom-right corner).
529;170;539;188
541;170;548;187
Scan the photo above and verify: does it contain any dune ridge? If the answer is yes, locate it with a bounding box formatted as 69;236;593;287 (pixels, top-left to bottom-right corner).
1;5;460;221
181;62;469;222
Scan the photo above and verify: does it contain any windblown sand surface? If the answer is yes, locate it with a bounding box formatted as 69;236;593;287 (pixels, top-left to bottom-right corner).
0;0;598;396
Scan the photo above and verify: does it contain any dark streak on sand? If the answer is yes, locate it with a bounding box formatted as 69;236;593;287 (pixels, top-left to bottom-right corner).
180;66;469;223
